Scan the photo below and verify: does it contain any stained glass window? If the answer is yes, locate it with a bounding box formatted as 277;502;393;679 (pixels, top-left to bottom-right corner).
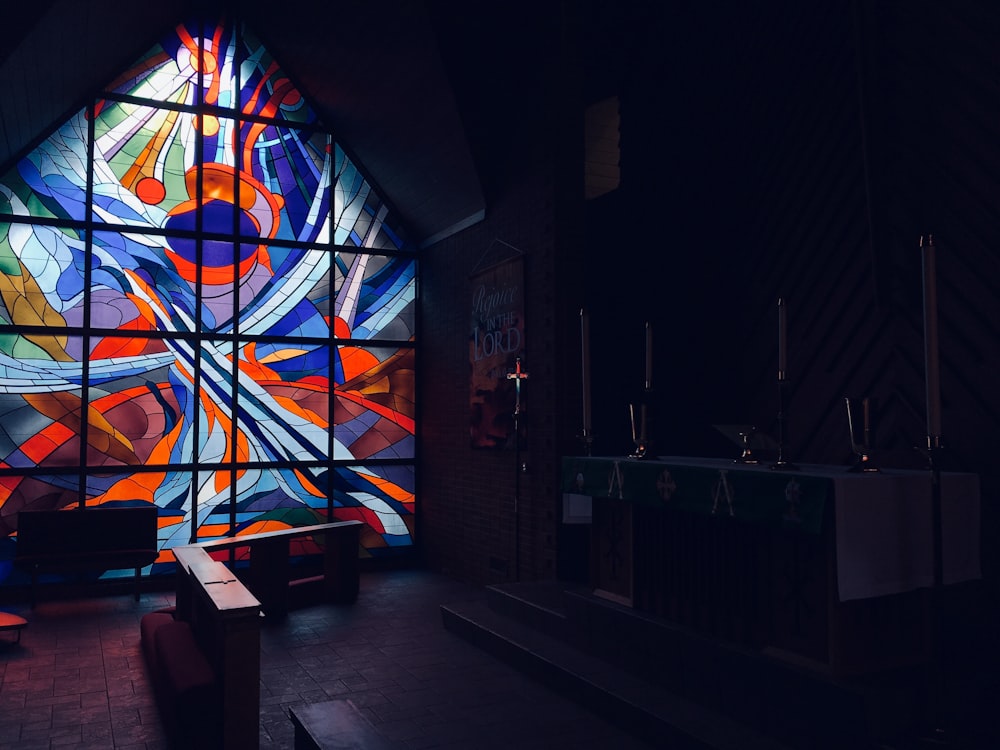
0;18;417;584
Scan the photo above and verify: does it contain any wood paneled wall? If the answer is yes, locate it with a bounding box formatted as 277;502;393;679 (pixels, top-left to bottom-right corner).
581;1;1000;579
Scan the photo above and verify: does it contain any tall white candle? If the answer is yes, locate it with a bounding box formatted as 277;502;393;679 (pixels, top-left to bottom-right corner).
580;308;592;434
921;235;942;438
644;321;652;391
777;297;787;381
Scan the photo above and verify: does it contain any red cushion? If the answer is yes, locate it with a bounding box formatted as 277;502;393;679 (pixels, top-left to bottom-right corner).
139;611;174;680
153;620;220;747
154;621;216;696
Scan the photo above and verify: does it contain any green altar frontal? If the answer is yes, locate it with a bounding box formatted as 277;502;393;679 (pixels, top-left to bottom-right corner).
561;455;830;534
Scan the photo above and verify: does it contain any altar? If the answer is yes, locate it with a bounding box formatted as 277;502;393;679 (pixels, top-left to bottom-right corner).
561;456;981;674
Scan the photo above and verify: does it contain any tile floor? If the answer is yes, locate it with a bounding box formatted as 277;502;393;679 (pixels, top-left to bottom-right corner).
0;569;656;749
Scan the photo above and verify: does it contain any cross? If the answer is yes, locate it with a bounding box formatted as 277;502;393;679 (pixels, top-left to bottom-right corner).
506;356;530;578
506;356;529;417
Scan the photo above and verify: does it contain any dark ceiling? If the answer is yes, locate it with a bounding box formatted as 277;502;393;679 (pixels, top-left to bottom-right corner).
0;0;502;248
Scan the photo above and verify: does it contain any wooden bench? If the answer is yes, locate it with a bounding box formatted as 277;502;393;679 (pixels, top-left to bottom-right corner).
14;505;158;606
139;521;361;748
189;520;362;619
142;545;262;750
290;698;398;749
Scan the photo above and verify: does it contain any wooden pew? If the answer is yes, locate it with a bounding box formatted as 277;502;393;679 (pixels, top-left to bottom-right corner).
165;545;262;750
14;505;158;606
142;521;363;750
143;521;362;748
189;520;362;619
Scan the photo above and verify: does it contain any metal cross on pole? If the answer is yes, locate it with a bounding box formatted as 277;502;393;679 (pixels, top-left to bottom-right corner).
507;356;529;421
506;356;529;581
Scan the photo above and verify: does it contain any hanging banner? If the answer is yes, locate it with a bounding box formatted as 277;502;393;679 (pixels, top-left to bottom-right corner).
469;254;525;448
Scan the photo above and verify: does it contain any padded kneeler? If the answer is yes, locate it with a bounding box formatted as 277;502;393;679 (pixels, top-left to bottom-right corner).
154;620;221;749
139;611;175;683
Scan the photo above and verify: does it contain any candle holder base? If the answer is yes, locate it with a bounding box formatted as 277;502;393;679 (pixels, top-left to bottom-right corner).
629;440;655;460
627;398;655;460
913;726;952;748
916;436;946;471
735;428;760;464
845;397;879;473
772;379;796;470
847;453;880;473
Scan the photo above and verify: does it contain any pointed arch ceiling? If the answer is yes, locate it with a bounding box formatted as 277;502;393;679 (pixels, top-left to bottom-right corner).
0;0;485;247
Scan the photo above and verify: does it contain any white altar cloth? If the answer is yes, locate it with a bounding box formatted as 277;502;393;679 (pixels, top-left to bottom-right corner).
832;469;980;601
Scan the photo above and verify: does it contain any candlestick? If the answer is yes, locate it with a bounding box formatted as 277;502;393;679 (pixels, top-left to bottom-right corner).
580;308;592;435
918;236;947;746
772;299;797;471
777;297;787;381
845;396;879;472
628;402;651;459
863;397;871;447
644;321;652;390
921;235;942;442
771;378;798;471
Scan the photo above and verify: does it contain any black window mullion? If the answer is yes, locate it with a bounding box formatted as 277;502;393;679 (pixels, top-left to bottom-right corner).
229;20;244;538
189;37;207;543
77;100;98;507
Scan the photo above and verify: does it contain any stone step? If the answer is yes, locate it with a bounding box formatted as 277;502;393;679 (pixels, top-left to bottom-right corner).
444;581;927;748
442;597;794;750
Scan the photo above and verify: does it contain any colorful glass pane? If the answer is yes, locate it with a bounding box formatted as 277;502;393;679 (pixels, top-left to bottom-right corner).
332;464;415;553
0;333;85;469
232;339;330;463
0;475;80;537
105;27;191;102
0;114;90;222
239;27;317;126
92;103;197;226
146;469;202;560
0;390;81;468
86;339;192;468
0;222;85;330
241;124;332;244
90;231;195;333
331;144;410;250
333;252;416;341
238;244;332;337
333;345;414;461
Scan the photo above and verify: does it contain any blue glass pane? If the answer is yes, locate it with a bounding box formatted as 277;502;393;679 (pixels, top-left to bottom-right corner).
334;252;416;340
0;112;90;221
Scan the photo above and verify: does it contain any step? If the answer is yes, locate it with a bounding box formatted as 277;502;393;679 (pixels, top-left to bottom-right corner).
441;597;794;750
290;698;399;749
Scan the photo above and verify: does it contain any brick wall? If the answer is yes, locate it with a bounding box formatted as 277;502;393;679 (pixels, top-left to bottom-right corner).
415;1;589;587
419;165;574;585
